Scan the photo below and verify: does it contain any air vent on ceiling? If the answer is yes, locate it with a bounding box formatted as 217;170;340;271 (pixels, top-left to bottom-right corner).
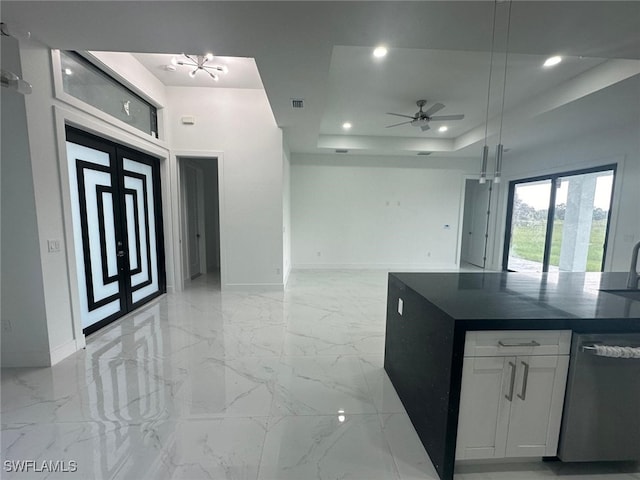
417;151;432;156
291;98;304;109
335;149;349;154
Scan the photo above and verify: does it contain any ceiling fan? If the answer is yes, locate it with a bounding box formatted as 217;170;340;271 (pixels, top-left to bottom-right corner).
386;100;464;132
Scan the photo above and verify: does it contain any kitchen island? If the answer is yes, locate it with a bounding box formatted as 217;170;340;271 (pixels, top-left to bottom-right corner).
383;271;640;480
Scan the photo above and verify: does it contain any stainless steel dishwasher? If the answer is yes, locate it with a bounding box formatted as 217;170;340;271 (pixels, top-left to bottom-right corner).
558;333;640;462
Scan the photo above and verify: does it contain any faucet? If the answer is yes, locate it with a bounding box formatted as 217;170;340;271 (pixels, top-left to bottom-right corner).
628;240;640;289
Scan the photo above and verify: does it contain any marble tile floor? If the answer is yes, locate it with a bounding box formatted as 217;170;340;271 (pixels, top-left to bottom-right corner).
1;270;638;480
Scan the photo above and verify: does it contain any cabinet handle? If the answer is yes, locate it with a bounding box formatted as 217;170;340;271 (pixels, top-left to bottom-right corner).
498;340;540;347
505;361;516;402
517;361;529;401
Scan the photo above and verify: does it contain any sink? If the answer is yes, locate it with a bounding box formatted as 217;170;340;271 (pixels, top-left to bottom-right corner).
599;289;640;301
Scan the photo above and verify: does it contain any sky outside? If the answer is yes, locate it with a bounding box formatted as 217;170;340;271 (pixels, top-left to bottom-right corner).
515;172;614;211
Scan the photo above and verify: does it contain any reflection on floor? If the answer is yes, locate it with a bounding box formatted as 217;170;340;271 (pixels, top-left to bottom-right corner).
2;271;638;479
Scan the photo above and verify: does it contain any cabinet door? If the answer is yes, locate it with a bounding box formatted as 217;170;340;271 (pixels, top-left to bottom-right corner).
505;355;569;457
456;356;514;460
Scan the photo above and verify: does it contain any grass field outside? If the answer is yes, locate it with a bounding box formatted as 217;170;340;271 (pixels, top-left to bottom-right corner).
510;219;607;271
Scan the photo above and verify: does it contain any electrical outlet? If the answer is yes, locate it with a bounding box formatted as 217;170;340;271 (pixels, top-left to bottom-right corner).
317;251;321;257
276;267;281;275
427;251;431;257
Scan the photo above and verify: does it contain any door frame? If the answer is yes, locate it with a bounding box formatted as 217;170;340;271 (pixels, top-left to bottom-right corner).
65;125;167;335
174;152;225;291
54;106;173;353
181;160;207;280
459;177;493;269
502;164;617;272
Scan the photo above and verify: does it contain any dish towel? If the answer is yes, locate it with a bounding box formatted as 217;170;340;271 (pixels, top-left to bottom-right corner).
592;345;640;359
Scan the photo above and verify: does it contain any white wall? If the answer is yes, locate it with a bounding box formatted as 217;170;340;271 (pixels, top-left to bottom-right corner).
490;124;640;271
4;44;174;367
291;154;477;270
166;87;284;288
282;139;292;284
1;36;51;367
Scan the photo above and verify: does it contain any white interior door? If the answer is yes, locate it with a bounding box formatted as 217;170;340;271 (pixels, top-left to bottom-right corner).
185;166;200;278
183;163;207;280
461;180;491;268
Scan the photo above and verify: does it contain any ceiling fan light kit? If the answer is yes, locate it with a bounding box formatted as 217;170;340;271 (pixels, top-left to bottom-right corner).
385;99;464;133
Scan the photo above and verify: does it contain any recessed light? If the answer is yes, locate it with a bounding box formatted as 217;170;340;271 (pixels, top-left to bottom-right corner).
163;64;177;72
438;126;448;133
373;46;388;58
543;56;562;67
64;68;73;75
342;122;352;130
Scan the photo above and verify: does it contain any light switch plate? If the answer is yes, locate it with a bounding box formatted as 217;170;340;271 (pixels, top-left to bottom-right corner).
47;239;61;253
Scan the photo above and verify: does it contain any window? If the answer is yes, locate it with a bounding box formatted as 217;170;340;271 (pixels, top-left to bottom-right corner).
60;51;158;137
503;165;616;273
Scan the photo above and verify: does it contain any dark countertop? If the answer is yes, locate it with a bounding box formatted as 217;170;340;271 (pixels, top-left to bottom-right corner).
391;272;640;328
385;271;640;480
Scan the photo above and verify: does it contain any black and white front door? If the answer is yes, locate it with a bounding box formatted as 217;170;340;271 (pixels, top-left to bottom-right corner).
66;126;165;334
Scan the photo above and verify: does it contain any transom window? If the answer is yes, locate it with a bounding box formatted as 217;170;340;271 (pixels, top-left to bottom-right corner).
60;51;158;138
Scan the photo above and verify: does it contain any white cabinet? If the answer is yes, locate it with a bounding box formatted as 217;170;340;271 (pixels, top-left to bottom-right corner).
455;330;571;460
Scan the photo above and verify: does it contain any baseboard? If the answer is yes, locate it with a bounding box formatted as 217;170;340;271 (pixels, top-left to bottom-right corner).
49;338;83;365
222;282;285;292
292;263;460;271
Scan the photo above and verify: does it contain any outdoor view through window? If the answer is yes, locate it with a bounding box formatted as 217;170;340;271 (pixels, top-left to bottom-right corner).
505;168;615;272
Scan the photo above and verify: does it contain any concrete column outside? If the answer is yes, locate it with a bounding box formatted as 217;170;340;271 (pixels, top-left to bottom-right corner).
558;174;598;271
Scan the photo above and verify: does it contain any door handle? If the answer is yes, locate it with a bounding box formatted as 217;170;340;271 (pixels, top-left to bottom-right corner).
505;361;516;402
498;340;540;348
517;361;529;401
116;250;126;258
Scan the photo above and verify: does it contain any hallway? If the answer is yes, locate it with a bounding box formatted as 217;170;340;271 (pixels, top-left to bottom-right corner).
1;272;637;479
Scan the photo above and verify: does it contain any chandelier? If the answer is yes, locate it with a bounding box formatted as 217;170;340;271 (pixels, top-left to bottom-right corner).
172;53;228;81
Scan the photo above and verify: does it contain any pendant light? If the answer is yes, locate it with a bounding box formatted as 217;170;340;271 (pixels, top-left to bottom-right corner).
494;0;513;184
479;1;498;184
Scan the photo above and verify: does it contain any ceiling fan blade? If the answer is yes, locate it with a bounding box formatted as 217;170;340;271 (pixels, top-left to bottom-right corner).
430;114;465;121
421;124;431;132
423;103;445;117
387;112;416;119
386;120;413;128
